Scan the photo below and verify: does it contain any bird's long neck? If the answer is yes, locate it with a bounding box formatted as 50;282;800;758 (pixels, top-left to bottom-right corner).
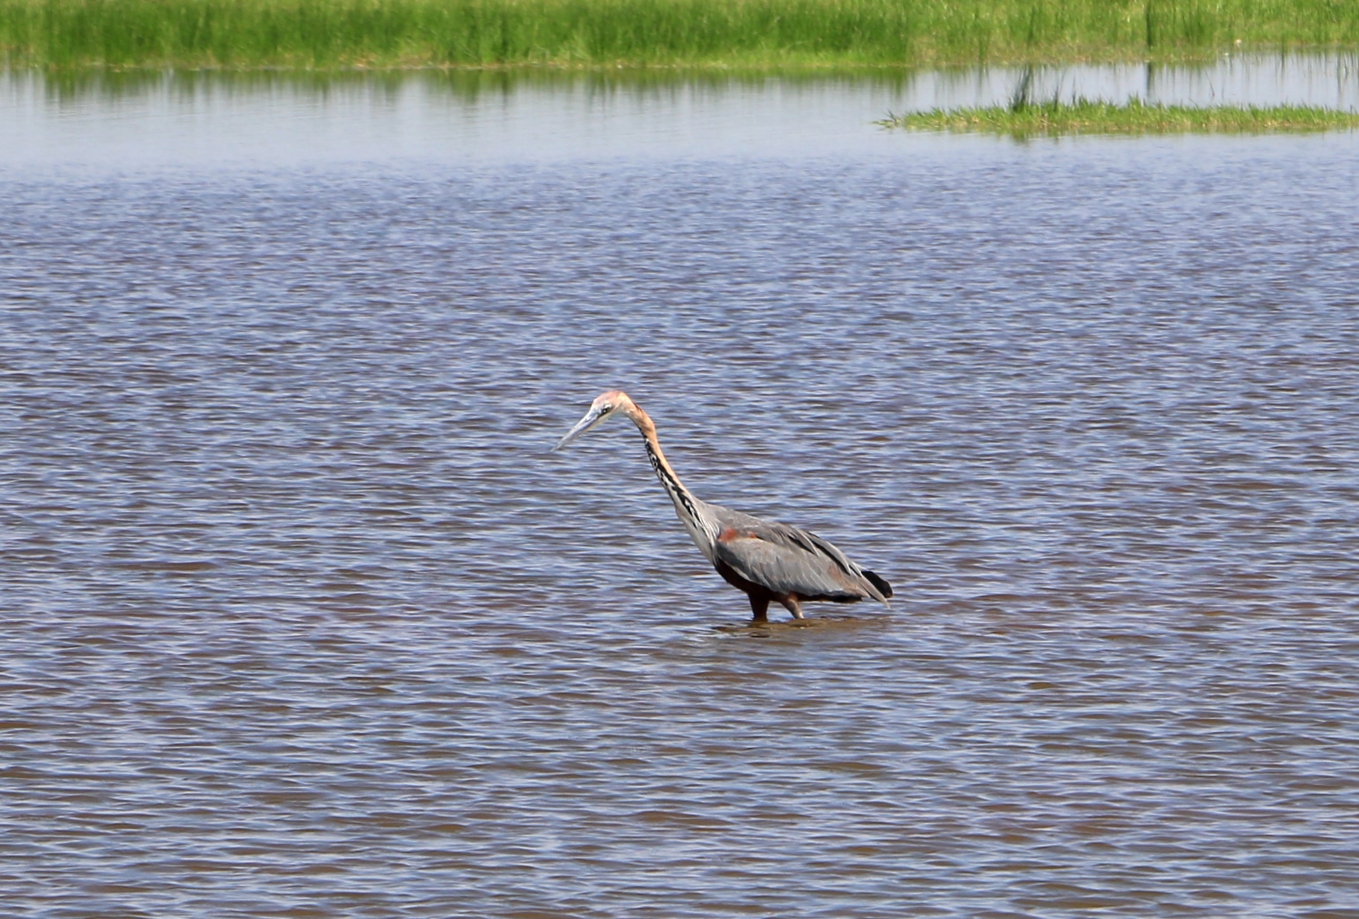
629;406;718;558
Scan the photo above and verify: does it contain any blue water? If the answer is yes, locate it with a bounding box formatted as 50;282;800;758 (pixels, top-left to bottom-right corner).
2;68;1358;918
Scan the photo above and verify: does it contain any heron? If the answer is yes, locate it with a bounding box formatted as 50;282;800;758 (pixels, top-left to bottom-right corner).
554;390;893;622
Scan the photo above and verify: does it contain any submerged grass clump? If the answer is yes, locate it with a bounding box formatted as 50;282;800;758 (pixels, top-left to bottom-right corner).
2;0;1359;71
883;98;1359;135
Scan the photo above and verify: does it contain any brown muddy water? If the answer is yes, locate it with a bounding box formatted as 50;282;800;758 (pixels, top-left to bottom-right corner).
2;68;1358;917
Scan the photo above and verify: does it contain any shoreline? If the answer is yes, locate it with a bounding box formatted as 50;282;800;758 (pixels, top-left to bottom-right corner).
881;100;1359;135
4;0;1358;72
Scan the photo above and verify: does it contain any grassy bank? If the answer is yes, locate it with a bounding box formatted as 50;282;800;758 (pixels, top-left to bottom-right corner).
882;99;1359;134
2;0;1359;70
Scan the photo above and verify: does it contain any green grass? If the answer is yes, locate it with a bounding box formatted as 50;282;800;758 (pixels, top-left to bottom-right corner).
882;98;1359;135
2;0;1359;71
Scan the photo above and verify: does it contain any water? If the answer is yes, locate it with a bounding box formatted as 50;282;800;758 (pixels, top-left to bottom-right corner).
2;52;1357;167
3;62;1359;918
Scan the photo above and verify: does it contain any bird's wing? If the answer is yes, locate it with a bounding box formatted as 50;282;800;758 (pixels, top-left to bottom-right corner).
708;507;888;602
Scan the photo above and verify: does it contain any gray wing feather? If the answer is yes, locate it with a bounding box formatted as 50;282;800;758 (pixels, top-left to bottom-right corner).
708;505;887;602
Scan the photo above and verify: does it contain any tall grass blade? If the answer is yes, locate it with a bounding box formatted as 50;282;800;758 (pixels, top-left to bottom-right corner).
3;0;1359;71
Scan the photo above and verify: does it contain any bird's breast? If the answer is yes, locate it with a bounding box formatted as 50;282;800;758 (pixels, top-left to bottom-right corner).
681;517;717;563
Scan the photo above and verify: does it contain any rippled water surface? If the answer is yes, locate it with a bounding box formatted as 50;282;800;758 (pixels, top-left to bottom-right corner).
3;68;1359;918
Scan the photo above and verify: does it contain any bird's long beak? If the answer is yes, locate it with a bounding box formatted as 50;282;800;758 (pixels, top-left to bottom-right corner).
554;405;608;451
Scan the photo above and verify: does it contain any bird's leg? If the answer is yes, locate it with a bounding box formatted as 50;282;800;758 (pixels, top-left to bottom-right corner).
747;593;770;623
779;596;806;620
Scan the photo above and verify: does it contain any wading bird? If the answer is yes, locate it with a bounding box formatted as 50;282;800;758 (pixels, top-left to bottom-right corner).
554;391;892;622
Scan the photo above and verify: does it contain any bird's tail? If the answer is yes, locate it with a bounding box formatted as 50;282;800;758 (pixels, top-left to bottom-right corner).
863;570;893;600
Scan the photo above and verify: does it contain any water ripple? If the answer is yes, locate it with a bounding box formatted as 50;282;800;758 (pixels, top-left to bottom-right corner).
2;86;1358;918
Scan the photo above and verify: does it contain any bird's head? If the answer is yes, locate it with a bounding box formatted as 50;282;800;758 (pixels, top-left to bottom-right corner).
554;390;644;451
